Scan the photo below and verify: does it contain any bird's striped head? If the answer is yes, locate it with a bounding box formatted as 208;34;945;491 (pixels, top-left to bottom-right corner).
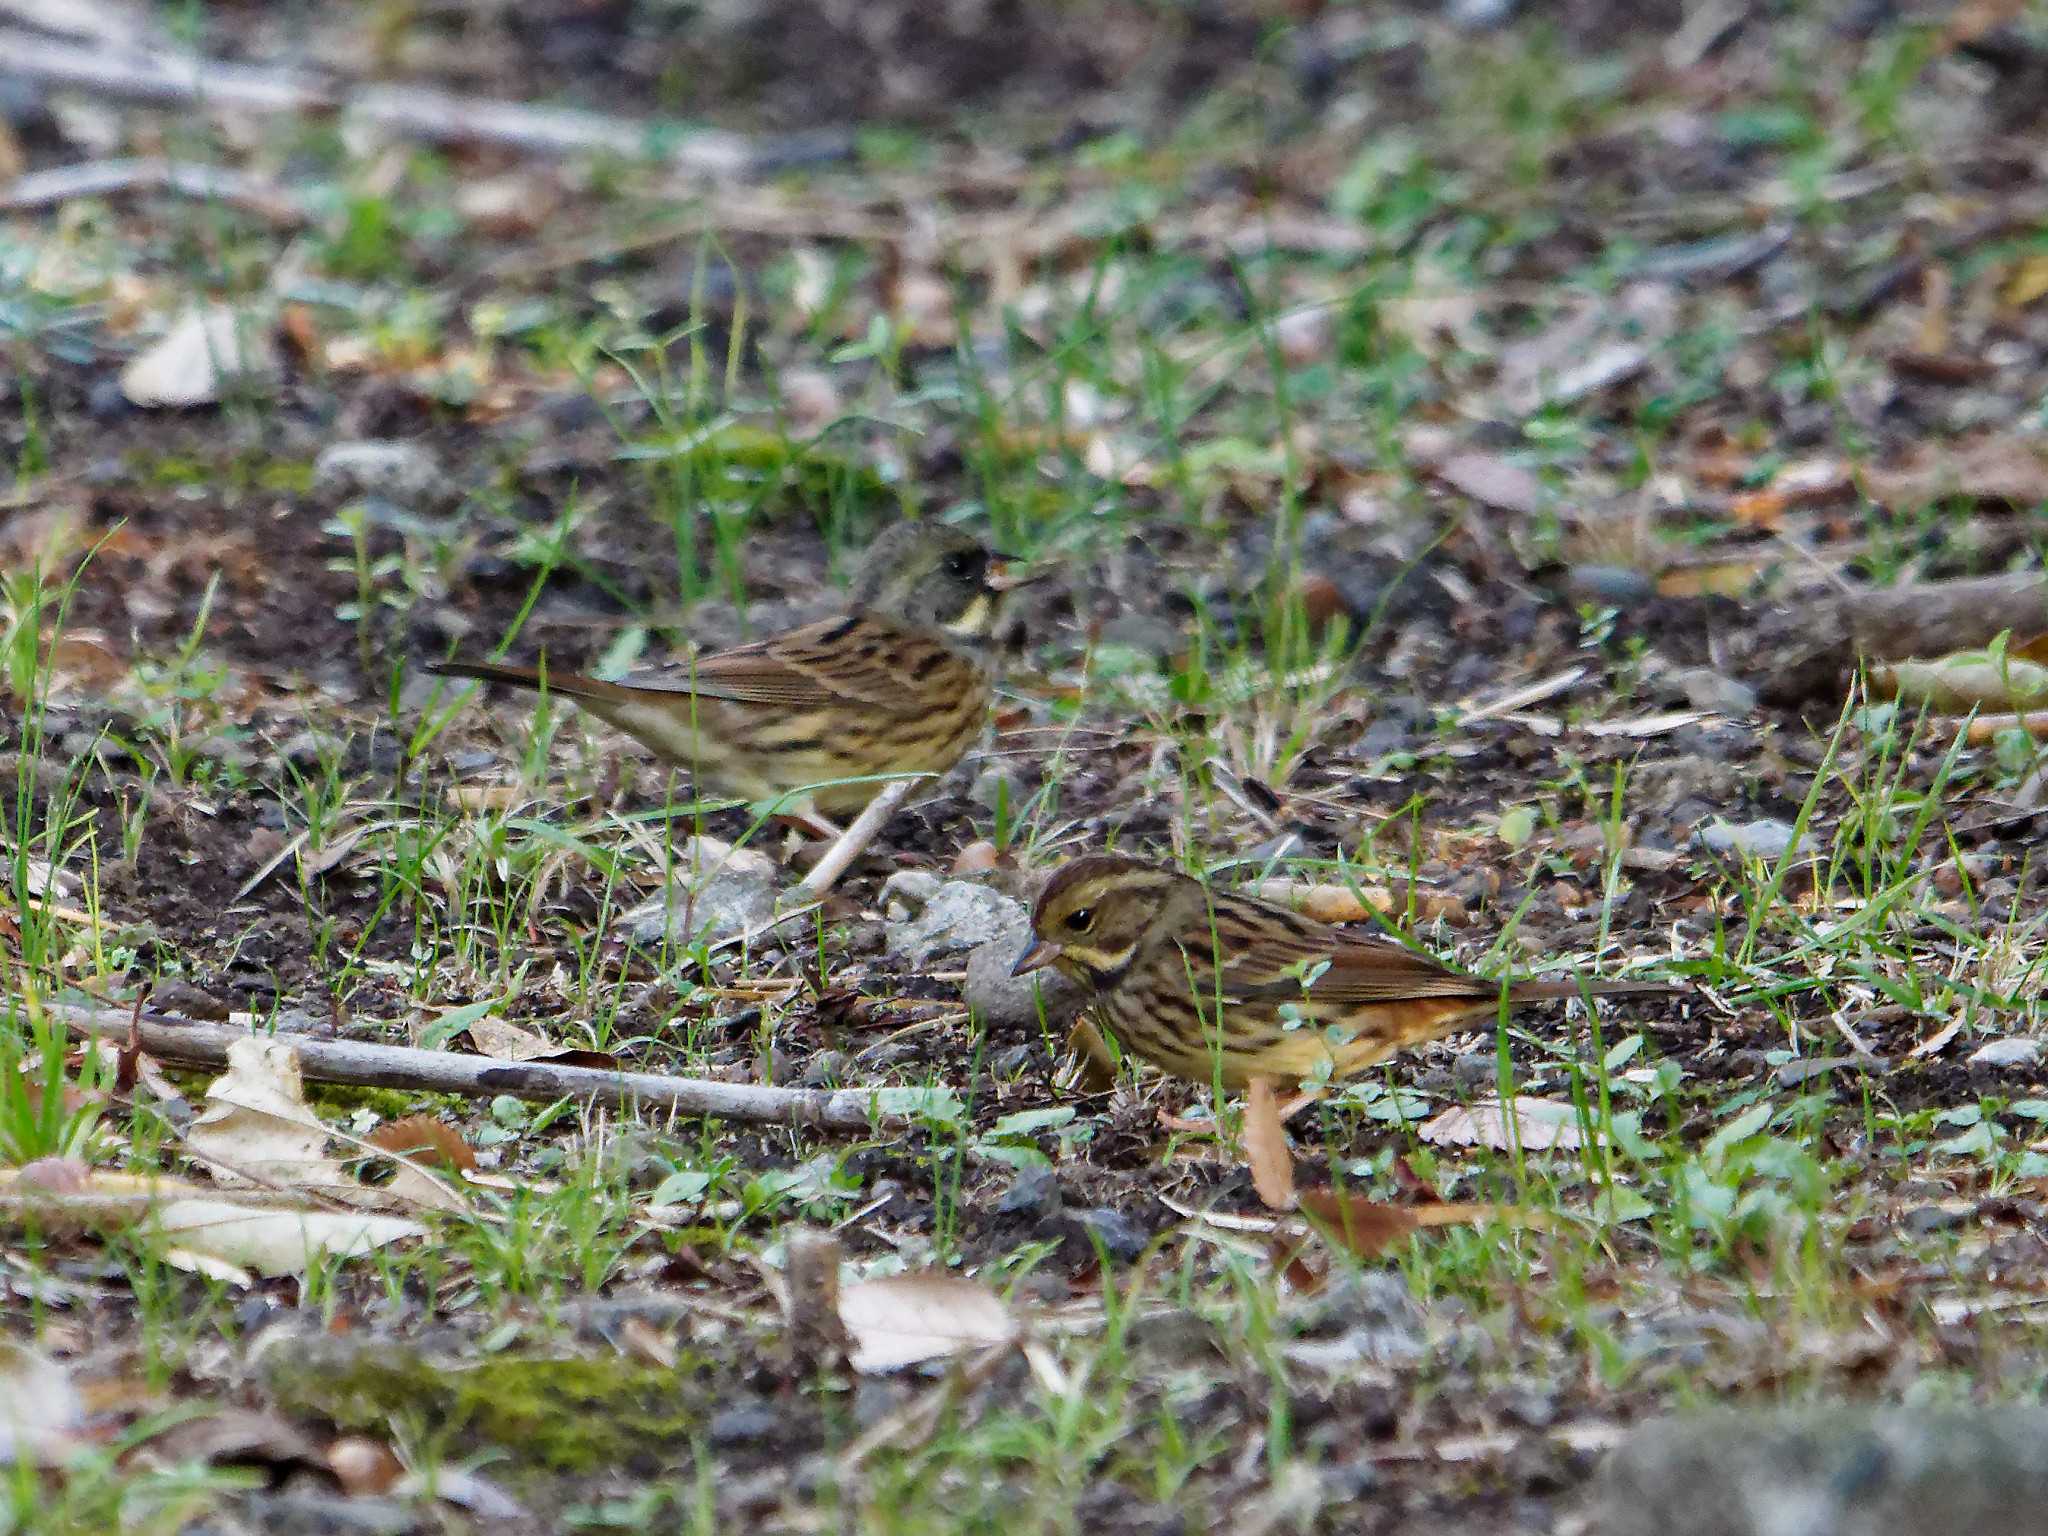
1013;854;1200;989
851;524;1005;640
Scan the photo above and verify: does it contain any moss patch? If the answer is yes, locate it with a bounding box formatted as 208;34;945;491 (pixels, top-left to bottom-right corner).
269;1341;714;1475
305;1083;465;1122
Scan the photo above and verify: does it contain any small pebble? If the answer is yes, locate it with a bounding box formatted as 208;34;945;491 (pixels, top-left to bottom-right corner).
1697;817;1804;862
1969;1038;2040;1069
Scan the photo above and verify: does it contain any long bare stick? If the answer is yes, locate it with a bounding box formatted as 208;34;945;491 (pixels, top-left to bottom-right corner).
1963;711;2048;744
0;29;766;178
1742;572;2048;704
0;157;309;225
50;1003;893;1131
790;776;927;903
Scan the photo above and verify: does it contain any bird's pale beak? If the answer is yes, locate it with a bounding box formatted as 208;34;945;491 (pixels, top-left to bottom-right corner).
986;561;1047;593
1010;938;1062;977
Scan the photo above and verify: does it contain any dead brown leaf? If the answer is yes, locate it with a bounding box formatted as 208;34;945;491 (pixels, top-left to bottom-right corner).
458;1016;618;1070
1246;880;1392;923
1861;437;2048;512
133;1408;323;1478
366;1116;475;1173
1244;1077;1297;1212
1296;1188;1521;1258
1728;457;1855;529
1656;559;1771;598
327;1435;405;1497
0;1167;427;1281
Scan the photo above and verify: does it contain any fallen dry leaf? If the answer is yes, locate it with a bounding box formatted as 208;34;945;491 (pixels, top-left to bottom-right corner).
838;1271;1021;1373
1247;880;1393;924
1431;451;1545;516
1861;436;2048;512
0;1342;82;1467
1378;262;1486;360
1244;1077;1298;1212
366;1116;476;1173
1419;1095;1588;1151
2;1153;428;1281
1874;650;2048;713
120;303;276;408
132;1408;324;1478
1727;457;1855;529
327;1435;405;1497
364;1115;474;1211
459;1016;618;1070
1655;559;1771;598
184;1036;352;1197
1297;1188;1523;1258
1494;294;1663;413
2004;251;2048;309
156;1197;426;1280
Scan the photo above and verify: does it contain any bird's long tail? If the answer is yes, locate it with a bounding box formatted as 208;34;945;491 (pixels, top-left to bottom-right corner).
1507;976;1686;1004
428;659;633;705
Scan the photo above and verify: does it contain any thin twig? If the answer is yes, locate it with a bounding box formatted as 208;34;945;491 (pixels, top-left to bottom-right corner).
790;776;927;903
49;1002;901;1131
1963;711;2048;744
0;28;771;179
0;157;309;225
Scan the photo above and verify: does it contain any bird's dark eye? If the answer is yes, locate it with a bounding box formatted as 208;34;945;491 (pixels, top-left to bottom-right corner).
1066;907;1095;933
944;550;981;579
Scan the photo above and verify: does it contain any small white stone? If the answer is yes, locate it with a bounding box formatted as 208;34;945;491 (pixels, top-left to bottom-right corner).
1969;1038;2041;1069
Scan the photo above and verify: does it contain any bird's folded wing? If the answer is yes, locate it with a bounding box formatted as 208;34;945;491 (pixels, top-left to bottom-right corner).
1183;902;1502;1004
616;614;944;709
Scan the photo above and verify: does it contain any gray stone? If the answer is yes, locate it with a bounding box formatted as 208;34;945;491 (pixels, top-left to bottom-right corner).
996;1164;1062;1219
312;440;447;507
1671;666;1759;717
1451;1051;1498;1087
1446;0;1516;27
885;880;1027;967
276;730;335;770
801;1049;851;1088
709;1402;784;1447
990;1043;1041;1077
1589;1404;2048;1536
963;934;1087;1032
1095;611;1183;659
967;764;1026;815
1065;1206;1149;1263
623;837;780;946
1969;1037;2041;1069
233;1492;417;1536
1697;817;1804;862
1283;1270;1429;1369
1900;1205;1964;1237
1564;564;1655;607
87;377;131;421
878;869;945;921
1777;1056;1856;1088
